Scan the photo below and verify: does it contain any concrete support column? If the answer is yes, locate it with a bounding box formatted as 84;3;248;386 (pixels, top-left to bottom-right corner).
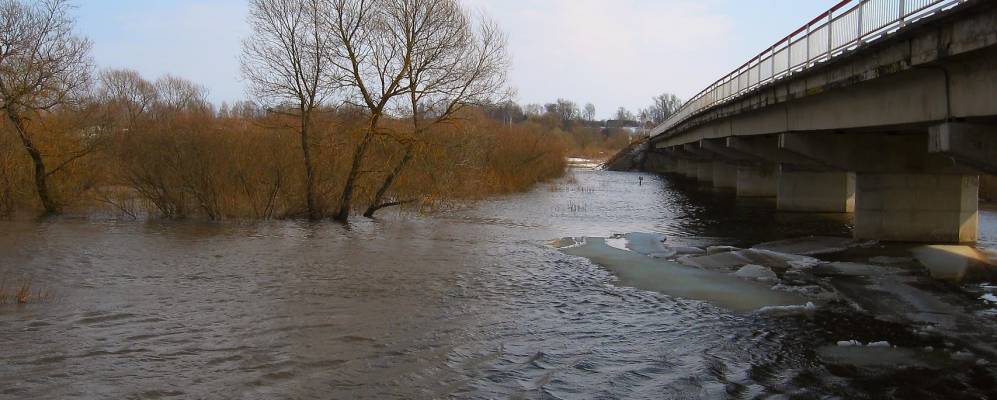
712;162;737;190
777;169;856;212
697;162;714;184
677;159;696;178
854;174;979;243
643;152;675;174
736;166;778;197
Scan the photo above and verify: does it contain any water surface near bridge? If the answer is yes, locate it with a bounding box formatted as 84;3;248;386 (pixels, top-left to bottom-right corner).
1;169;995;399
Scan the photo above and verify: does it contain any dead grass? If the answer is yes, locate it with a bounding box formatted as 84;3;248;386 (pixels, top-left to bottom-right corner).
0;278;50;305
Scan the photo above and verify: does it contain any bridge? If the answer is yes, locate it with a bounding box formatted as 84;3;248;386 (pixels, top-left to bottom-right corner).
640;0;997;243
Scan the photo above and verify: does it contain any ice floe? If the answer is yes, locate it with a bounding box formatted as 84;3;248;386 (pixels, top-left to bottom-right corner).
813;262;895;277
678;248;821;272
757;302;817;315
752;236;860;256
557;237;810;312
836;340;892;348
911;245;997;282
817;345;929;368
733;264;778;282
868;256;914;265
706;246;740;255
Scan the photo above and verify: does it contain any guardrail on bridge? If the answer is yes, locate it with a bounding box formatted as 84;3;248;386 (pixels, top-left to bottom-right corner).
651;0;970;138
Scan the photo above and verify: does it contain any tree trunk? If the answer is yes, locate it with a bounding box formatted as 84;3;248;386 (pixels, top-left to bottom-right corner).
334;120;377;222
6;110;58;215
363;144;413;218
300;111;319;220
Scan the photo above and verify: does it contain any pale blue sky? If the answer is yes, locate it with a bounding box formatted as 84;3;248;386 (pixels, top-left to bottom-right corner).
74;0;836;118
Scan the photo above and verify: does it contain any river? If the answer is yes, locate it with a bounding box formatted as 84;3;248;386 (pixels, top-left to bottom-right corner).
1;167;995;399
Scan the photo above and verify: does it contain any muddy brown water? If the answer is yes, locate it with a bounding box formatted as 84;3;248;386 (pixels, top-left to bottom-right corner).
1;169;995;399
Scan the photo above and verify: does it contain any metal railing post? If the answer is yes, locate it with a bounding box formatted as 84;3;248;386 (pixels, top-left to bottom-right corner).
805;24;812;67
827;11;833;59
770;48;776;79
899;0;906;26
787;37;793;72
856;0;866;45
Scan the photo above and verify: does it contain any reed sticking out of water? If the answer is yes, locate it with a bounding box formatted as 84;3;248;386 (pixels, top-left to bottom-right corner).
0;278;48;305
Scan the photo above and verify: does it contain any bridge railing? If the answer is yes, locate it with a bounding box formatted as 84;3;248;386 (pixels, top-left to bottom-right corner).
651;0;967;138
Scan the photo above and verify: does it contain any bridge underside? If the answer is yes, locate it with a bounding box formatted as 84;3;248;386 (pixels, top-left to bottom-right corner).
646;3;997;243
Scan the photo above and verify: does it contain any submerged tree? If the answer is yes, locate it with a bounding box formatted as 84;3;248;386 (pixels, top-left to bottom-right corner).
322;0;412;222
242;0;338;220
0;0;93;214
363;1;510;217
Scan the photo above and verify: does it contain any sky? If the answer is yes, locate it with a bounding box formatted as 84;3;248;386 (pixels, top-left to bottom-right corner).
73;0;837;120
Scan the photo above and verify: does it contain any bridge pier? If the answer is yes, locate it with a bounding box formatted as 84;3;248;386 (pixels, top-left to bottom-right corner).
697;162;714;184
736;165;777;197
712;162;737;190
854;174;979;243
643;151;675;173
777;168;855;213
676;159;698;179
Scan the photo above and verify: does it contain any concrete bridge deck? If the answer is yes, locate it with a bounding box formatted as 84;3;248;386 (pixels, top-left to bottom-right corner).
642;0;997;243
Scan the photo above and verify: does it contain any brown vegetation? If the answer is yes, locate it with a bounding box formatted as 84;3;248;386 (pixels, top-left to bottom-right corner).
0;277;47;304
0;0;637;222
0;80;569;219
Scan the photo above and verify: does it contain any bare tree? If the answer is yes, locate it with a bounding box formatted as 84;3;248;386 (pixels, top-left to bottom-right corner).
363;2;509;217
583;102;595;122
614;107;634;122
646;93;682;125
242;0;337;220
523;103;542;118
0;0;92;214
322;0;415;222
153;75;210;114
97;69;158;128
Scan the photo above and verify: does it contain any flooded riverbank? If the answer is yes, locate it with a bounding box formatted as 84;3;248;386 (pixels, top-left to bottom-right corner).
1;168;995;398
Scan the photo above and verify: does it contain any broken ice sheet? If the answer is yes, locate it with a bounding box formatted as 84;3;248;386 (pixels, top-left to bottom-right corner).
752;236;862;256
557;237;809;312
